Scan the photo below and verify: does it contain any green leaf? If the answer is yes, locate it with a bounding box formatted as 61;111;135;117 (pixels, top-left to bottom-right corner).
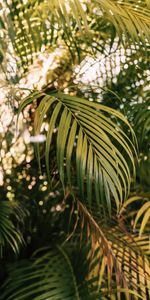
134;201;150;236
1;246;100;300
0;201;24;257
19;91;136;213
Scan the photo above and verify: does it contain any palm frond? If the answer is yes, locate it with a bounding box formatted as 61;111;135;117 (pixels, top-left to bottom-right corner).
133;101;150;148
31;0;150;44
34;0;89;33
121;196;150;237
18;91;136;213
95;0;150;44
124;100;150;156
2;0;61;73
134;201;150;236
0;201;24;257
70;198;150;300
2;0;150;75
0;245;100;300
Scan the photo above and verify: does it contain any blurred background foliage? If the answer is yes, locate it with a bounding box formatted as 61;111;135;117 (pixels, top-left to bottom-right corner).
0;0;150;299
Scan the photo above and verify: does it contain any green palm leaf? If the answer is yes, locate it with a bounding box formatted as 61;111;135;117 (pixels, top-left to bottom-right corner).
122;196;150;237
2;0;150;74
19;91;136;213
133;102;150;147
96;0;150;44
0;201;24;257
134;201;150;236
0;246;99;300
32;0;150;44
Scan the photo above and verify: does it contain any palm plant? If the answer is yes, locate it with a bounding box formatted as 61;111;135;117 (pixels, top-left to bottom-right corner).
0;0;150;299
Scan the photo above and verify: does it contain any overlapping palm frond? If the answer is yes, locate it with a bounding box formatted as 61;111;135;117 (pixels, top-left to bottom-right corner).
34;0;89;32
2;0;150;75
0;201;24;257
134;200;150;236
104;228;150;299
121;196;150;237
95;0;150;44
65;196;150;300
2;0;59;73
18;91;136;213
31;0;150;44
0;245;100;300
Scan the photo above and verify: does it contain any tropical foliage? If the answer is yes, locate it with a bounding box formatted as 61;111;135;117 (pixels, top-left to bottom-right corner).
0;0;150;299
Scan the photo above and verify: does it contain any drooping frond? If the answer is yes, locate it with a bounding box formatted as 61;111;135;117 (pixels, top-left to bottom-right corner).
121;195;150;237
95;0;150;44
134;200;150;236
18;91;136;213
0;201;24;257
70;198;150;300
0;246;100;300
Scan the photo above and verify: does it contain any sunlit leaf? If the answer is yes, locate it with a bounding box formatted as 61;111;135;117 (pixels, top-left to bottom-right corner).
19;91;136;213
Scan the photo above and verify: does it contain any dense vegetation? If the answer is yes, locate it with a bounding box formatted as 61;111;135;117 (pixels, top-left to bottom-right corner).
0;1;150;299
